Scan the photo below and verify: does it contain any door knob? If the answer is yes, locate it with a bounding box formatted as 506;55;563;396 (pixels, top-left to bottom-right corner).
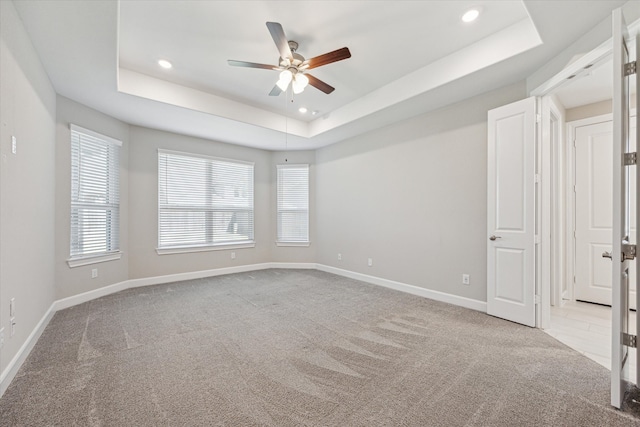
489;235;502;241
602;251;612;259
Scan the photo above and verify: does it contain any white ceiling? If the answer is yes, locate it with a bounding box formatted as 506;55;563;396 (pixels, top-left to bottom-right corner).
11;0;634;150
118;1;529;119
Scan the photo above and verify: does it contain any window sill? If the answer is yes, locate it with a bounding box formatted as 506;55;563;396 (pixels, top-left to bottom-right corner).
156;242;256;255
67;252;122;268
276;241;310;247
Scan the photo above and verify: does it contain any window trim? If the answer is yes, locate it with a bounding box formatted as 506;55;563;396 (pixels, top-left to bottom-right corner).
157;149;255;251
70;124;123;148
276;163;310;245
67;252;122;268
275;241;310;248
68;124;122;264
156;242;255;255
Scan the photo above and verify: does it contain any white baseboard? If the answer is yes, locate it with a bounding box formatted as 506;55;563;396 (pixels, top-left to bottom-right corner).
53;262;318;311
0;304;56;398
1;261;485;398
316;264;487;313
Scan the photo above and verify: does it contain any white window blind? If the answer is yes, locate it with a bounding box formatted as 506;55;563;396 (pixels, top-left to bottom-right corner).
277;164;309;243
70;124;121;258
158;150;254;249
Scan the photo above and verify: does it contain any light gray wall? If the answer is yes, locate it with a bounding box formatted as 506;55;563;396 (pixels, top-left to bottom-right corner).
127;126;272;279
566;99;612;122
269;150;317;263
55;96;130;299
0;1;56;377
564;94;637;123
315;83;527;303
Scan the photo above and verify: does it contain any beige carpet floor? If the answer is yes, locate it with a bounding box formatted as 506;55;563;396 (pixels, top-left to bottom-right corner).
1;269;640;426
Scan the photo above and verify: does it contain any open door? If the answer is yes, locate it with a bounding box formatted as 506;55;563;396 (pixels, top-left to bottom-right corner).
636;30;640;395
487;97;537;327
611;8;637;409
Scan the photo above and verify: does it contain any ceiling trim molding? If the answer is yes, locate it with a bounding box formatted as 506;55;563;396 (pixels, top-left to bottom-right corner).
118;17;542;143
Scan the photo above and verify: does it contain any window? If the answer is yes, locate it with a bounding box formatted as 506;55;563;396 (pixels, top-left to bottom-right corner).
277;164;309;244
158;150;254;251
70;124;121;260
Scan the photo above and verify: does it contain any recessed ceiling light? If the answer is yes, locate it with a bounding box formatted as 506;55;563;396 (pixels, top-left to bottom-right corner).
311;110;319;115
158;59;173;69
298;107;308;113
462;8;480;23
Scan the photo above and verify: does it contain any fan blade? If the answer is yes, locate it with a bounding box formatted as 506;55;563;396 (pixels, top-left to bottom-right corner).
269;85;283;96
306;74;335;94
266;22;293;61
305;47;351;70
228;60;279;70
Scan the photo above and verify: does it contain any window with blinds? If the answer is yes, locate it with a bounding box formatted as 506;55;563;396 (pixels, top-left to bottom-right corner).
158;150;254;249
277;164;309;243
70;125;121;258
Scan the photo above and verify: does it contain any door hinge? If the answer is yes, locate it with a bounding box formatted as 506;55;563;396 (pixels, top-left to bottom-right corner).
623;333;637;348
624;61;637;76
622;243;636;261
535;235;541;244
535;295;541;304
534;174;540;183
624;152;637;166
536;114;542;123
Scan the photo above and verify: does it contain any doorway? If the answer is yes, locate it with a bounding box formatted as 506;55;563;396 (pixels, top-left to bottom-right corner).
543;54;637;382
570;115;637;309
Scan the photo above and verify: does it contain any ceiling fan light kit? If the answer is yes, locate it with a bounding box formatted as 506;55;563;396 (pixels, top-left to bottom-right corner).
276;69;293;91
228;21;351;96
291;73;309;94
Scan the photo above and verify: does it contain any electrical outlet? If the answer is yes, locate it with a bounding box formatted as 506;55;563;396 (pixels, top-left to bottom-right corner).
10;298;15;317
231;252;236;259
368;258;373;267
91;268;98;279
338;253;342;261
0;327;4;349
462;274;470;285
10;318;16;337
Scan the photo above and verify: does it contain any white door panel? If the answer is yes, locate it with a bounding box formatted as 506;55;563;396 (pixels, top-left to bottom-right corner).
635;31;639;392
575;119;637;309
487;97;536;327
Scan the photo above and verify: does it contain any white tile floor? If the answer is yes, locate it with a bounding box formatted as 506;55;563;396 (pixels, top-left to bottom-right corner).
545;300;637;382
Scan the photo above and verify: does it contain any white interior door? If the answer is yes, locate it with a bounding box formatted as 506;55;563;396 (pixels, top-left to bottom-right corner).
635;31;639;392
611;8;634;409
575;120;637;309
487;97;536;327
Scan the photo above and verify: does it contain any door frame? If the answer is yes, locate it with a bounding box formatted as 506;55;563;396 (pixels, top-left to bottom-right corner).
564;113;614;307
539;95;566;329
530;18;640;331
532;46;613;330
563;112;637;311
548;99;564;309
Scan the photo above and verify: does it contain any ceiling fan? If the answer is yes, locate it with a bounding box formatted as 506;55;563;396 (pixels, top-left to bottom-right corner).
228;22;351;96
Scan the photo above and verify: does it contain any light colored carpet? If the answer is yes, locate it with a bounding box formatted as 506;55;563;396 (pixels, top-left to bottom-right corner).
1;269;639;426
